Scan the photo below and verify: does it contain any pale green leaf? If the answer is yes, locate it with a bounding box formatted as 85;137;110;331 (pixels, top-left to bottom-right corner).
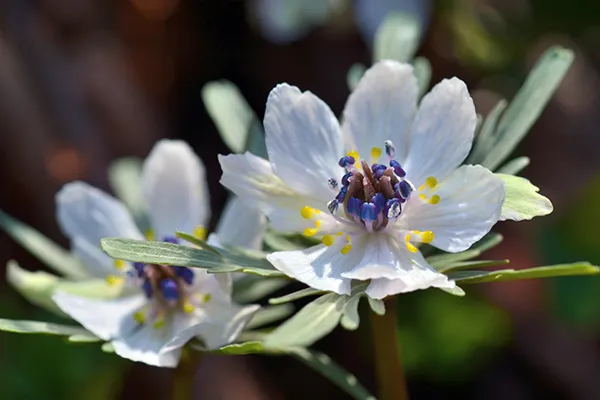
496;157;530;175
427;233;503;268
347;63;366;91
481;47;574;169
466;99;507;164
233;276;290;304
373;12;421;63
214;341;265;355
107;157;149;230
497;173;553;221
340;294;362;331
68;333;102;343
439;285;466;296
0;318;89;336
0;209;86;279
448;262;600;284
101;342;115;353
246;304;295;330
202;80;259;154
437;259;510;274
367;297;385;315
268;287;326;305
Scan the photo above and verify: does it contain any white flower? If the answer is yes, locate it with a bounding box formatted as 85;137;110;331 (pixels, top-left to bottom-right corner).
219;60;506;299
53;139;262;367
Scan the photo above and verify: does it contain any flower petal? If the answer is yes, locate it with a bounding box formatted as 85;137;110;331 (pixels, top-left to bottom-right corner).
215;196;267;250
56;182;143;245
403;78;477;185
52;291;146;340
71;237;115;278
194;302;261;349
267;242;366;295
402;165;505;253
112;322;183;367
142;140;210;240
264;83;343;199
341;61;418;162
365;249;455;299
190;269;233;304
219;152;325;232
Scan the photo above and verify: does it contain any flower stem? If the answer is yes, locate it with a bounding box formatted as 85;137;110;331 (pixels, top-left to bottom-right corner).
370;296;409;400
171;348;197;400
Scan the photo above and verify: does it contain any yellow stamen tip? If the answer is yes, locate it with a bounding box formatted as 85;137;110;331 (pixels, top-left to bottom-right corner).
194;225;207;240
105;275;124;286
347;150;359;161
322;235;335;247
421;230;434;243
153;318;165;329
405;234;418;253
113;259;126;270
341;244;352;255
203;294;212;303
371;147;382;160
183;301;195;313
419;194;426;200
425;176;437;189
304;228;318;237
133;311;145;324
145;229;155;241
314;220;322;229
336;231;344;236
429;195;441;205
300;206;314;219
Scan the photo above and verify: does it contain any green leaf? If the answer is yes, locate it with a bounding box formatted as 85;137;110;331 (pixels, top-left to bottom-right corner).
466;99;507;165
100;238;284;277
347;63;366;91
263;231;320;251
214;341;266;355
413;56;431;97
367;297;385;315
0;318;90;336
264;293;346;348
268;287;326;305
427;233;503;268
496;157;530;175
68;333;102;343
481;47;574;170
448;262;600;284
246;304;295;330
289;348;376;400
439;286;466;296
201;80;260;154
437;259;510;274
340;294;362;331
497;173;553;221
107;157;149;231
373;12;421;63
233;276;290;304
101;342;115;353
0;209;86;279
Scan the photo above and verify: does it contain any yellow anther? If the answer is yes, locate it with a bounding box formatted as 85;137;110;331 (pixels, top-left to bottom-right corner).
371;147;382;161
336;231;344;236
421;230;435;244
322;235;335;247
105;275;124;286
113;259;126;270
153;318;165;329
425;176;437;189
418;184;425;192
405;234;418;253
301;206;314;219
315;220;322;229
194;225;207;240
133;311;145;324
145;229;155;241
429;195;441;205
304;228;318;237
202;294;212;303
347;150;359;162
341;244;352;255
419;193;426;200
183;301;195;313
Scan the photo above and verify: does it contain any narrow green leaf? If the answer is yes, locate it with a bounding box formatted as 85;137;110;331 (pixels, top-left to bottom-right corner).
214;341;265;355
466;99;507;164
264;293;346;348
202;80;259;154
246;304;295;330
496;157;530;175
347;63;366;91
68;333;102;343
449;262;600;284
268;287;326;305
107;157;149;231
263;231;320;251
0;318;89;336
101;238;284;277
0;209;86;279
437;259;510;274
413;56;431;97
233;276;290;304
373;12;421;63
439;285;466;296
101;342;115;353
481;47;574;169
289;348;376;400
427;233;503;269
497;173;553;221
367;297;386;315
340;294;362;331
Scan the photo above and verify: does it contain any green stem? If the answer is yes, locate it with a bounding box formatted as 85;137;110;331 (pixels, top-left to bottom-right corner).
370;296;408;400
171;348;198;400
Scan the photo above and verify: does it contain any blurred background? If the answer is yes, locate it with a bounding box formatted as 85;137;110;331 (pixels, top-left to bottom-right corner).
1;0;600;399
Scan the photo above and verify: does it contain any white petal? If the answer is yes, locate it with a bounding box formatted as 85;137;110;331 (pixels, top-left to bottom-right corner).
190;269;233;304
403;78;477;185
402;165;505;253
142;140;210;240
71;237;115;278
195;301;261;349
264;83;343;199
56;182;143;245
366;249;455;299
267;242;366;295
219;152;325;232
215;196;267;250
52;292;146;340
341;61;418;162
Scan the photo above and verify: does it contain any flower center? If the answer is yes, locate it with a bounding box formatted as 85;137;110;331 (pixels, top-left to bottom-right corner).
300;140;442;255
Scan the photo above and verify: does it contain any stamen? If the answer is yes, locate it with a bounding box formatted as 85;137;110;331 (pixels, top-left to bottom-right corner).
371;163;387;179
113;259;126;271
145;228;155;241
338;156;356;168
360;202;378;221
133;310;146;324
372;193;386;213
328;178;338;189
327;199;339;214
347;151;360;163
341;235;352;255
142;279;153;298
397;180;413;200
202;294;212;303
341;171;353;186
183;300;195;313
304;227;319;236
420;230;435;243
371;147;382;161
347;197;362;217
163;236;179;244
384;140;395;158
301;206;320;220
175;266;194;284
405;234;418;253
106;275;124;286
322;235;335;246
133;262;145;277
384;198;401;219
153;316;165;329
161;279;179;303
429;195;441;205
194;226;207;240
335;186;348;203
425;176;437;189
389;160;406;178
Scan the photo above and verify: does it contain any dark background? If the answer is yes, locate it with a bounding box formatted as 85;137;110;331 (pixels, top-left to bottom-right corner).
1;0;600;399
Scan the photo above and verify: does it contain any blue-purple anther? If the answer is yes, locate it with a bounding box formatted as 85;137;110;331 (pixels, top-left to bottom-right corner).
372;193;386;212
347;196;362;216
335;186;348;203
162;236;179;244
133;262;145;277
389;160;406;178
175;266;195;285
384;198;401;219
397;180;412;200
160;279;179;301
341;171;353;186
338;156;355;168
360;202;378;221
142;279;153;298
